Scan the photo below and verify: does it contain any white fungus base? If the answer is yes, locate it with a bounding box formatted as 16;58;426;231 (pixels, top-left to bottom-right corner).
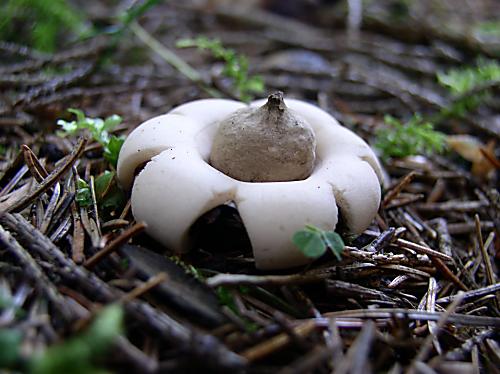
118;97;383;270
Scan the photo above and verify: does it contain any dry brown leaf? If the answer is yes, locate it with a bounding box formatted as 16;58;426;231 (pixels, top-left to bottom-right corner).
446;135;499;179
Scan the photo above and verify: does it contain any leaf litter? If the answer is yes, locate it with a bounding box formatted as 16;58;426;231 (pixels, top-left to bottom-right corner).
0;1;499;372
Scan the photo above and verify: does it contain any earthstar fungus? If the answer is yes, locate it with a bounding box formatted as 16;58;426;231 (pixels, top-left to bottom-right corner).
117;93;383;270
210;92;316;182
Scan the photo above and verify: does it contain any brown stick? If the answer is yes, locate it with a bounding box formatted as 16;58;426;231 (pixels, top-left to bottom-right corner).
22;144;48;182
6;137;87;213
323;307;499;327
84;222;146;268
120;273;168;303
383;171;417;208
241;320;317;362
431;257;468;291
396;238;452;261
474;214;496;286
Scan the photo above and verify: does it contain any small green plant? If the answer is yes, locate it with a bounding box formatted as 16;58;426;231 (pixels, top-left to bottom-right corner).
170;255;204;281
103;137;125;169
116;0;163;34
0;0;86;52
76;171;126;213
292;225;344;260
375;114;446;159
0;305;123;373
76;178;92;208
216;286;237;313
0;329;22;369
473;20;500;37
31;304;123;374
94;170;126;212
57;109;124;168
58;110;126;213
437;59;500;117
215;286;259;332
176;36;264;102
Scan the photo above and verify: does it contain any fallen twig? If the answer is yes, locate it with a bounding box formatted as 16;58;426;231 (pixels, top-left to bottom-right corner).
323;308;500;327
5;137;87;213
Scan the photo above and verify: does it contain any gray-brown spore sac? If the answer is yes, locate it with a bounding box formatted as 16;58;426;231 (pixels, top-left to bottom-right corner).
210;92;316;182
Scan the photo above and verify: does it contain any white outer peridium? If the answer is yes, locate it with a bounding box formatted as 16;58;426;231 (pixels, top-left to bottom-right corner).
117;98;383;270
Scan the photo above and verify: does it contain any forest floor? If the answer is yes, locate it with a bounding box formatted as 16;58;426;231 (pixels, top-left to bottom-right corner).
0;1;499;373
